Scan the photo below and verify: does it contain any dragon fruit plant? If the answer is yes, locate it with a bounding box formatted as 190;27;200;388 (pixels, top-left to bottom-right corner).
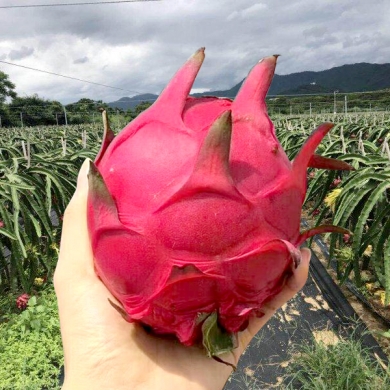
87;48;351;357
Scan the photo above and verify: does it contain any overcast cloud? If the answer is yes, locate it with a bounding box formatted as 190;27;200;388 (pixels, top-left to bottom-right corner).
0;0;389;104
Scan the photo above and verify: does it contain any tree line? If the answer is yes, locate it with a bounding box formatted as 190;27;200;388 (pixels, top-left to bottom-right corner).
0;69;152;127
1;68;389;127
266;90;390;115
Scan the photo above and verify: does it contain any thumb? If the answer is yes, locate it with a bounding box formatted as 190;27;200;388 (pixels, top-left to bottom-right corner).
54;159;93;284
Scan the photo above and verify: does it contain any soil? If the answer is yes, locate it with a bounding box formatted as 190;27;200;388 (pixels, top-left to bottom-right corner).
310;239;390;361
301;202;390;361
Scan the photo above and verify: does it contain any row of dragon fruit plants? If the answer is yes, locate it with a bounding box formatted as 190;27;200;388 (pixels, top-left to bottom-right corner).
275;113;390;307
0;124;100;293
0;115;389;307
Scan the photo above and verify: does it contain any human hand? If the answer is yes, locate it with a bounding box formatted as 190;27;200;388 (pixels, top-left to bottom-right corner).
54;159;311;390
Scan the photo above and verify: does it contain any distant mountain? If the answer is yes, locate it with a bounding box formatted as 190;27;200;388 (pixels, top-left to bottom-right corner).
108;62;390;110
277;83;335;95
266;62;390;95
108;93;158;110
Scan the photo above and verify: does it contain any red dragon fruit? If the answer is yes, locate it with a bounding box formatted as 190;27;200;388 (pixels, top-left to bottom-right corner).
331;177;342;188
87;48;351;356
16;293;30;310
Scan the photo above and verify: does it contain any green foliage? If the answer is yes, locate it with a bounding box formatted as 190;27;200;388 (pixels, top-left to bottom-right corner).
0;70;17;105
275;113;390;301
124;101;153;122
0;286;63;390
284;332;390;389
8;95;63;127
132;101;153;116
0;100;389;389
0;124;100;292
1;91;150;127
0;70;17;127
267;89;390;116
0;104;150;294
65;98;116;125
1;111;389;298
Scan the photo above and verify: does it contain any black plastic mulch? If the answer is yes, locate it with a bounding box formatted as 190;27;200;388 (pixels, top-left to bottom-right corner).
224;248;388;389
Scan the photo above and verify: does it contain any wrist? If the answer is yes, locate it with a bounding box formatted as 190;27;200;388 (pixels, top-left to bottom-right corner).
62;365;230;390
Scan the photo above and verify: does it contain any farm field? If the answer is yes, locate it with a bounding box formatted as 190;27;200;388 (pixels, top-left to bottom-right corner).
0;111;389;388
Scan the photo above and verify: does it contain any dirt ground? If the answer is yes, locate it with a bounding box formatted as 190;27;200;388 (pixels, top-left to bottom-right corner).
311;242;390;361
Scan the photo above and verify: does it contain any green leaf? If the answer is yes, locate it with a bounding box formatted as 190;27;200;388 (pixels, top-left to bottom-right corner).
24;193;52;239
351;181;390;286
20;202;42;242
28;296;37;307
10;187;27;266
379;330;390;339
373;218;390;287
0;179;35;191
334;184;375;227
383;239;390;306
201;312;237;357
31;319;41;332
0;228;17;240
36;305;45;313
306;171;335;210
45;177;52;217
361;204;390;251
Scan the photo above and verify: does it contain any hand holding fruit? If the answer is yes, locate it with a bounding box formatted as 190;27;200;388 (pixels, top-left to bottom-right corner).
54;159;311;390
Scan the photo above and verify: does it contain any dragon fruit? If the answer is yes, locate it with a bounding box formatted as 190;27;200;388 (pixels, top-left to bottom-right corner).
16;293;30;310
87;48;351;356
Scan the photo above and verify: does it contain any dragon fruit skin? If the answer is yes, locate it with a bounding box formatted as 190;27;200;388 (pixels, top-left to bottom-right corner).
87;48;350;349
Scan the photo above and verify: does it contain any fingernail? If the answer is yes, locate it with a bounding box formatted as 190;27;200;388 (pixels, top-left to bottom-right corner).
300;248;312;264
76;158;91;191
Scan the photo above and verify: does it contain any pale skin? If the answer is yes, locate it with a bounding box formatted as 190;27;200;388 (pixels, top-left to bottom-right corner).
54;159;312;390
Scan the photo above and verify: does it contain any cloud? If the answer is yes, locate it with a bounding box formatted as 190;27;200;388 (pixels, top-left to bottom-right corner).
303;26;328;38
0;0;388;103
227;2;267;21
8;46;35;61
73;56;89;64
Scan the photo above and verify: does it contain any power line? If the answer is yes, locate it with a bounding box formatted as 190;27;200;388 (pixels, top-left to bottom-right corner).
8;98;157;109
0;0;161;9
0;59;142;95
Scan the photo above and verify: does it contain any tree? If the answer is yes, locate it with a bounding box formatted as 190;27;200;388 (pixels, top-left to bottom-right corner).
8;94;63;127
65;98;115;124
0;70;17;104
0;70;17;126
133;101;152;117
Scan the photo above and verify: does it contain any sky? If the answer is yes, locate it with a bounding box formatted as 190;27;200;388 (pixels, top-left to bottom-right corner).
0;0;389;104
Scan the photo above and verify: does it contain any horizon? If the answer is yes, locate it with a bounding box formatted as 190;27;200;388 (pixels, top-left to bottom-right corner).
3;58;390;105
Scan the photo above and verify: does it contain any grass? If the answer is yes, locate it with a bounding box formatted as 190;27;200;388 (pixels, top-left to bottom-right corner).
283;330;390;389
0;285;63;390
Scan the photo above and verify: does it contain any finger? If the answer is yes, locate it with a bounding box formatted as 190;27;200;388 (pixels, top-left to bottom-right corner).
65;157;90;217
261;247;311;313
246;248;311;335
54;159;93;283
